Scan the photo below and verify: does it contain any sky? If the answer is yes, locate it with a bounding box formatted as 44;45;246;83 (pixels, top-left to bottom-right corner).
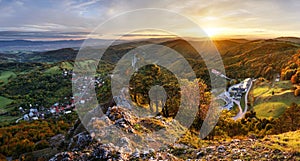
0;0;300;40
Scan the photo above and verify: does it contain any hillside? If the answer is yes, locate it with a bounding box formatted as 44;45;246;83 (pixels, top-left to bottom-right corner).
37;106;300;160
0;37;300;160
1;37;299;79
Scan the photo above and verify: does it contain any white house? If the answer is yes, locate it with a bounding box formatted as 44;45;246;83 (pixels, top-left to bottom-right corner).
29;111;34;117
64;111;72;114
23;114;29;121
50;108;56;114
242;78;251;91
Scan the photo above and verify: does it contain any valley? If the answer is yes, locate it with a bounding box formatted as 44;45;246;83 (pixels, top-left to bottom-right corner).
0;37;299;160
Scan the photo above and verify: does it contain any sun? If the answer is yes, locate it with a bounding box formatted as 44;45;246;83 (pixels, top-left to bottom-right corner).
203;28;224;37
203;27;229;37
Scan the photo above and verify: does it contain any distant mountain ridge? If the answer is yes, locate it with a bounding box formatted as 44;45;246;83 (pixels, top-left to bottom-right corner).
0;39;128;52
0;37;299;80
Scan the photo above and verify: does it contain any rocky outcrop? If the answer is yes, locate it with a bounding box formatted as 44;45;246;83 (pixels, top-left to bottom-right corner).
170;138;298;160
49;105;300;161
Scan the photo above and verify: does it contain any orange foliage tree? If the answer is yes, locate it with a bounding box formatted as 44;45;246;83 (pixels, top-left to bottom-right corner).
295;88;300;96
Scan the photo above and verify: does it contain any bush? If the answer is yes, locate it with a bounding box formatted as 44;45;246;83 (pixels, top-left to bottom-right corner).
284;69;296;80
294;88;300;96
291;75;299;84
291;86;297;91
34;140;50;150
0;153;6;160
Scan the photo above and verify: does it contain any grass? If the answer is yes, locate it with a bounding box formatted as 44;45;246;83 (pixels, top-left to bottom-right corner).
0;96;13;112
240;94;246;111
44;66;61;74
252;80;291;98
254;102;287;118
0;96;16;126
0;115;19;126
252;79;271;97
60;61;73;70
260;130;300;152
0;71;16;86
251;80;300;119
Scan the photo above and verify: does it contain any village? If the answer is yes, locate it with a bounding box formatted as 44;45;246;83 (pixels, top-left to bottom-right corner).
216;76;253;120
15;69;107;123
16;65;254;123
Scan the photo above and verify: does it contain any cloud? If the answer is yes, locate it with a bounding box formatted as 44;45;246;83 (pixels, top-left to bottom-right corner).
0;0;299;39
0;31;89;40
69;0;101;9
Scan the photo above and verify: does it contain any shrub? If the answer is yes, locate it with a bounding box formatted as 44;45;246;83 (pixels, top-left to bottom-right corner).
291;75;299;84
0;153;6;160
291;86;297;91
294;88;300;96
284;69;296;80
34;140;50;150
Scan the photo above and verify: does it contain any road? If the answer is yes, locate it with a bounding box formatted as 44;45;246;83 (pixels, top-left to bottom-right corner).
232;79;253;120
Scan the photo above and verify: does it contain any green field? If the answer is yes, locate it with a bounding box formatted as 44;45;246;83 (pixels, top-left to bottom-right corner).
44;66;61;74
0;96;13;111
0;96;15;125
251;80;300;119
0;71;16;85
0;115;19;126
60;61;73;70
254;102;287;118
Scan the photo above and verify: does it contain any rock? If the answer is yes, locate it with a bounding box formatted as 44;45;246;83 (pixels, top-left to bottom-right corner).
232;139;240;143
217;145;226;153
146;136;156;142
141;150;150;159
92;143;118;160
49;152;76;161
118;137;131;147
155;115;162;119
49;105;300;161
196;151;205;159
68;131;92;151
232;148;240;154
292;151;300;157
173;143;189;149
49;134;65;148
248;134;257;140
272;149;281;154
206;146;215;153
240;148;247;153
131;148;140;159
149;148;155;154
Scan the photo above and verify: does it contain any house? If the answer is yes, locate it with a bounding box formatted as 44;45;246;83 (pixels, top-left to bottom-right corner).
275;73;280;82
80;100;85;104
241;78;251;91
23;114;29;121
224;102;234;110
235;93;243;100
64;111;72;114
50;108;56;114
29;111;34;117
19;107;25;113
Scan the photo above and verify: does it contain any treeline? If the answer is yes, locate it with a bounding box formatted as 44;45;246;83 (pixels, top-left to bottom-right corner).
281;52;300;96
127;64;210;123
0;69;72;108
281;62;300;84
209;103;300;139
0;113;77;158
